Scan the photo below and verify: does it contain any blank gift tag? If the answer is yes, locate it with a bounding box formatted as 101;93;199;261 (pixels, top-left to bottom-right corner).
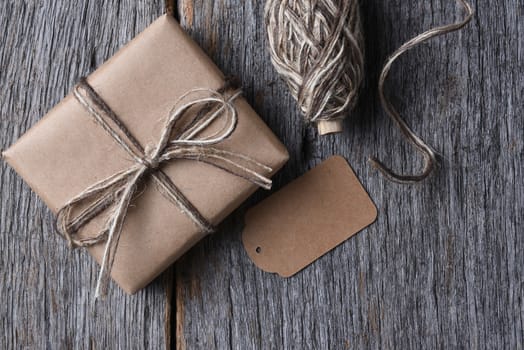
242;156;377;277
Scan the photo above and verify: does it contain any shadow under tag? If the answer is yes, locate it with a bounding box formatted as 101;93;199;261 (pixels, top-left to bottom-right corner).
242;156;377;277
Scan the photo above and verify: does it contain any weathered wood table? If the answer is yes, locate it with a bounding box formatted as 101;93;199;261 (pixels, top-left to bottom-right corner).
1;1;522;349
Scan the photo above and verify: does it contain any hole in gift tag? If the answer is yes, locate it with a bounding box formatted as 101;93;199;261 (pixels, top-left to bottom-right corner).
242;156;377;277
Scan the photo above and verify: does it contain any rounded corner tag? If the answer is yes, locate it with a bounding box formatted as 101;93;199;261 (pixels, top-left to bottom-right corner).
242;157;378;277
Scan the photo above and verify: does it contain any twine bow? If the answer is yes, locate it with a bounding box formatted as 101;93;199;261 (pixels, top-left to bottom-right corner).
56;78;273;298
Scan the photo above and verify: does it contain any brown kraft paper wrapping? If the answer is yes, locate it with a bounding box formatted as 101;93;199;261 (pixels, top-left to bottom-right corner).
2;15;289;294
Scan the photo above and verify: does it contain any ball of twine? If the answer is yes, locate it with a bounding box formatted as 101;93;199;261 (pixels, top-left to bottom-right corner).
265;0;365;135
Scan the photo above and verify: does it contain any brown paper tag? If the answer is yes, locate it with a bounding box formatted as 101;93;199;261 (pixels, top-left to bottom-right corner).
242;156;377;277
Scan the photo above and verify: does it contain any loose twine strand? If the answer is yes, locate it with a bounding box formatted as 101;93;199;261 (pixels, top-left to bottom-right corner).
369;0;474;184
266;0;473;182
57;78;272;299
265;0;365;133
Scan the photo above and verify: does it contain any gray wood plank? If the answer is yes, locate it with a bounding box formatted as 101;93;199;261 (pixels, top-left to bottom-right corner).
175;0;524;349
0;1;170;349
2;0;523;349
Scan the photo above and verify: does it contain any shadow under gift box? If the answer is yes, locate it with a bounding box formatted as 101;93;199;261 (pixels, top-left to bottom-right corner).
2;15;289;294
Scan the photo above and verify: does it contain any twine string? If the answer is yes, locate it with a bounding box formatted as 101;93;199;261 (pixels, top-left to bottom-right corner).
56;78;273;298
369;0;474;184
265;0;365;129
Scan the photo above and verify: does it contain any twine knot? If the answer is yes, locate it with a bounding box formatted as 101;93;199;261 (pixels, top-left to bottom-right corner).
57;78;273;299
141;146;160;170
143;157;160;170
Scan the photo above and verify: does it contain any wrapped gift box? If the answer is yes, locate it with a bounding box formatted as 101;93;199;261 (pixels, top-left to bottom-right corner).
3;15;288;294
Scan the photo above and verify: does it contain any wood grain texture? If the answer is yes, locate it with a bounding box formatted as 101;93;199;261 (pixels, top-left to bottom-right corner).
175;0;524;349
0;1;169;349
1;0;523;349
